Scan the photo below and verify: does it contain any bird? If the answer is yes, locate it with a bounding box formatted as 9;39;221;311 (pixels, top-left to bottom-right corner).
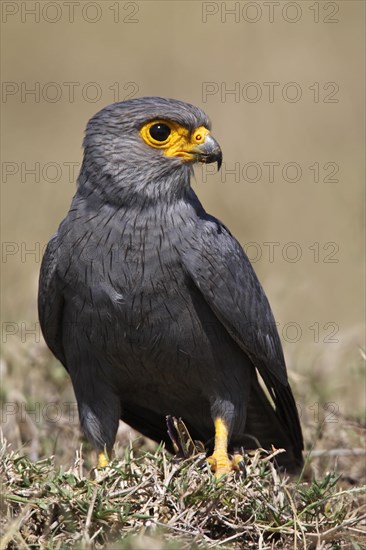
38;97;304;476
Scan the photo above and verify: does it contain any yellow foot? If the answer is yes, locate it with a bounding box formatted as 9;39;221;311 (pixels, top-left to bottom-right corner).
208;452;245;478
97;451;109;468
232;453;245;471
207;452;233;477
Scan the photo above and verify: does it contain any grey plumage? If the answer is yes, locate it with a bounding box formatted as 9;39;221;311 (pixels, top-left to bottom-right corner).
39;97;303;472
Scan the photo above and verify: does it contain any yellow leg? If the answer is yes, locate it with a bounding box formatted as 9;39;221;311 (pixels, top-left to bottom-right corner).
207;418;233;477
97;450;109;468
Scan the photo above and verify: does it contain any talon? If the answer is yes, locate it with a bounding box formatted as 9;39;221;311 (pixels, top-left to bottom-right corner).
232;453;246;475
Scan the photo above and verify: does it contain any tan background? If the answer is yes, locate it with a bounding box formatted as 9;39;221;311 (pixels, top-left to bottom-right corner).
1;1;365;425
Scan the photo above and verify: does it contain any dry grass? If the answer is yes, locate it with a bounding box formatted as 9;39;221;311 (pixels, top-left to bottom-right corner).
1;343;366;549
1;437;365;550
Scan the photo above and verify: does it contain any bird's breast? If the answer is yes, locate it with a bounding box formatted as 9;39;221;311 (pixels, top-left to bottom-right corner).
59;205;249;404
60;208;200;342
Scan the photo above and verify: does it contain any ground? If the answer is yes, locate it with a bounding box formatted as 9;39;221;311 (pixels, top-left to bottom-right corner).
0;341;365;549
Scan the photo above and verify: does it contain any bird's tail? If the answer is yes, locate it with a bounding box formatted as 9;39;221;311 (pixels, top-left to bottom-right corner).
238;373;303;473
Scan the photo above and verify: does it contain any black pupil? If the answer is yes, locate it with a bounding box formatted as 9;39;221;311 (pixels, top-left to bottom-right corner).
149;123;171;142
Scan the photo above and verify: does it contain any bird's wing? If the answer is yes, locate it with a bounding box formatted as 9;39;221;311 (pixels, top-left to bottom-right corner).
38;233;67;368
181;216;287;383
180;215;303;462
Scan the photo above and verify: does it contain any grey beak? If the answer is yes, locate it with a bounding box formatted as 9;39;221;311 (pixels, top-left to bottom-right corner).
191;134;223;171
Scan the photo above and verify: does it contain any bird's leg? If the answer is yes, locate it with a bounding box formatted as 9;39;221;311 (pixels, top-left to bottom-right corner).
73;382;121;471
207;418;246;477
97;450;109;468
207;418;233;477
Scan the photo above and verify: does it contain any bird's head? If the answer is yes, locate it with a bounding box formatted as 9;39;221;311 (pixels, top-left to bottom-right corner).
80;97;222;206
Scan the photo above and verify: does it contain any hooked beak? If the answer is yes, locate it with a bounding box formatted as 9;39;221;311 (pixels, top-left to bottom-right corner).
190;134;223;171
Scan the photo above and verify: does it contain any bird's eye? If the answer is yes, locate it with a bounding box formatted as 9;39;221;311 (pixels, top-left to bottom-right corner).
149;123;171;142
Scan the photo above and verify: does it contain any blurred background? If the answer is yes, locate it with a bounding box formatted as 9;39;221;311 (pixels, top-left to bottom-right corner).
1;1;365;471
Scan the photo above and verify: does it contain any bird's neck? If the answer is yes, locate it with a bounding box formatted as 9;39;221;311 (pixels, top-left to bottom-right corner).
77;158;195;211
73;161;206;229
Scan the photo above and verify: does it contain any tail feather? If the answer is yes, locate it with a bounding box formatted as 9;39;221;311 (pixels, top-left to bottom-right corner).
242;373;303;472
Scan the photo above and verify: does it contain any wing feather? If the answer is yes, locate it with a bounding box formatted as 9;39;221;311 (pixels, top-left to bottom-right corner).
181;216;303;464
38;234;66;368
